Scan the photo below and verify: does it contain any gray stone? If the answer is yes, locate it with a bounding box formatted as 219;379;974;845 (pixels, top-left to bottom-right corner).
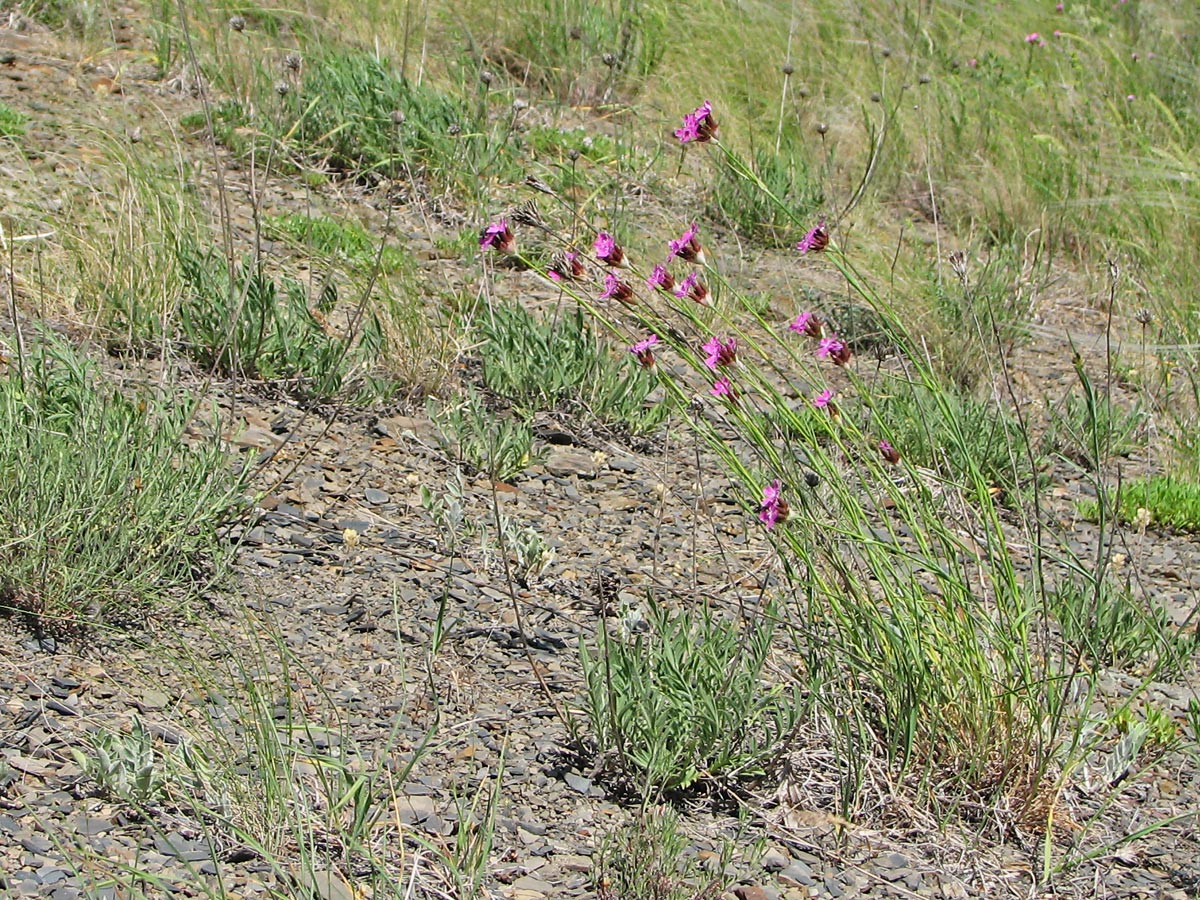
297;867;357;900
364;488;390;505
20;835;52;854
762;847;790;872
563;773;591;794
36;865;68;884
780;861;817;886
71;816;114;836
544;448;597;478
511;875;554;893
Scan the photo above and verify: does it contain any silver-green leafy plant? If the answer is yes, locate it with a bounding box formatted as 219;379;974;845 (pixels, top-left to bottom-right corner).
72;718;168;805
420;471;477;551
432;388;542;482
580;602;796;794
493;513;555;587
0;335;245;633
482;302;670;437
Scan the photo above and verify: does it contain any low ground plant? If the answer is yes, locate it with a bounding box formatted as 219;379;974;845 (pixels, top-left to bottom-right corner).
1042;389;1148;472
0;336;244;634
708;139;823;247
177;242;384;399
432;387;541;482
482;302;669;436
0;101;26;137
580;602;795;795
1048;576;1197;677
487;0;668;105
594;807;732;900
1080;475;1200;534
263;212;412;274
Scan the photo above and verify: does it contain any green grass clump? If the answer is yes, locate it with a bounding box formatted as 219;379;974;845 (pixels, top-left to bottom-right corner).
708;141;823;247
580;603;795;794
432;387;541;482
594;807;733;900
1048;576;1196;676
482;304;669;436
870;379;1030;494
1041;390;1148;472
1080;475;1200;533
263;213;411;273
291;49;460;177
179;99;249;155
177;242;385;399
490;0;667;104
0;337;245;635
0;101;26;137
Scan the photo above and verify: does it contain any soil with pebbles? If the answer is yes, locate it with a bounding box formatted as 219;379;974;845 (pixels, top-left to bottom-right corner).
3;11;1200;900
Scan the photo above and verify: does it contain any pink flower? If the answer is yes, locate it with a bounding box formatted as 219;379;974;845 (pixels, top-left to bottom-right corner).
796;221;829;253
548;250;585;282
710;377;734;399
812;389;833;408
879;440;901;464
646;264;676;293
758;479;789;529
600;272;634;304
1055;2;1064;10
594;231;627;268
967;57;978;68
480;218;515;254
702;335;737;371
629;335;659;369
789;311;824;338
675;270;709;304
1025;32;1041;44
674;100;718;144
816;336;852;365
668;223;706;265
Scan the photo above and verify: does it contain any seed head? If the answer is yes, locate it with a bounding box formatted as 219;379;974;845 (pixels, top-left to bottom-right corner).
949;250;968;283
284;52;302;72
228;14;246;31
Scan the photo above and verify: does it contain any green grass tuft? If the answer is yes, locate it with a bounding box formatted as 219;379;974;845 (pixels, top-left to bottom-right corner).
0;337;246;635
0;101;27;137
1080;475;1200;533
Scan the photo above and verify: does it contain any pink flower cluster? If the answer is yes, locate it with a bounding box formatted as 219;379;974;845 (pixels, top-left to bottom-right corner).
791;311;852;367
